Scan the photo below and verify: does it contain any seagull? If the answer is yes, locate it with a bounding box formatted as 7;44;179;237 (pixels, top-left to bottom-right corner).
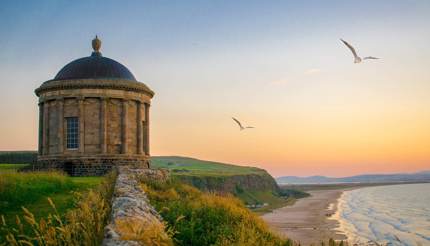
340;39;379;63
232;117;254;131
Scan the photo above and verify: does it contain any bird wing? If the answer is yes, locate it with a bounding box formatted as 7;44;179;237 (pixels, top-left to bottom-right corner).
232;117;244;128
340;39;359;58
363;56;379;60
245;126;255;129
394;235;401;242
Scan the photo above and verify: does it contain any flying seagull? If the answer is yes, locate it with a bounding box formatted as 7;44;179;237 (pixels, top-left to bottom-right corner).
340;39;379;63
232;117;254;131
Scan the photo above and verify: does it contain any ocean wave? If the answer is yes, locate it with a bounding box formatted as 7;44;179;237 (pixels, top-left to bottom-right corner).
334;183;430;246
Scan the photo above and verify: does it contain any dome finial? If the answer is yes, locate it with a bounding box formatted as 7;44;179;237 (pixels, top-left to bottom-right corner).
92;35;102;53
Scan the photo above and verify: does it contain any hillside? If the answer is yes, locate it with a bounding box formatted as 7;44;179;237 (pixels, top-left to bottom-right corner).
151;156;265;176
277;171;430;184
0;151;37;164
151;156;290;211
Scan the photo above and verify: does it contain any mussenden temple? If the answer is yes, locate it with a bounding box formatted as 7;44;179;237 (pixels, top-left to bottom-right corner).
34;36;154;176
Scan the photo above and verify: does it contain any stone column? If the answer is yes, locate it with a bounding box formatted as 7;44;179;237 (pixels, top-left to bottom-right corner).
38;102;44;155
121;99;128;154
100;97;108;154
57;98;64;154
144;103;150;155
136;101;143;155
42;101;49;155
78;97;85;153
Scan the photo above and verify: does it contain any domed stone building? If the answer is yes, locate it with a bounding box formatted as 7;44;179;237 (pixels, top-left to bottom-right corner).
35;37;154;176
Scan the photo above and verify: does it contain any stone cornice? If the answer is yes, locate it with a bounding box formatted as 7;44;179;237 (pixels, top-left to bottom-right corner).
35;78;154;98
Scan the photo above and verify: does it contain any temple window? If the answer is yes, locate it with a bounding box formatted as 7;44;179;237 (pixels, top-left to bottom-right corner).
66;117;79;149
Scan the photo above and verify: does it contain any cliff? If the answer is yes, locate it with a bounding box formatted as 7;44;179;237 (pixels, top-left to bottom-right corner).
176;171;279;194
150;156;284;207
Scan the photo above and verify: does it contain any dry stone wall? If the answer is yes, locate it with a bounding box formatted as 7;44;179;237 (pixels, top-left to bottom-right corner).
103;166;169;246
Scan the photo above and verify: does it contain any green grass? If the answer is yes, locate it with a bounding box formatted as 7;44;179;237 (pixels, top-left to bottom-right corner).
0;171;116;245
140;176;294;246
0;163;29;173
0;172;103;226
151;156;308;214
0;164;29;169
151;156;265;176
71;176;105;187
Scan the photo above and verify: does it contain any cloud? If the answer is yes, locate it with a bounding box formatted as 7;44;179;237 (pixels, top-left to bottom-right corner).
305;68;322;75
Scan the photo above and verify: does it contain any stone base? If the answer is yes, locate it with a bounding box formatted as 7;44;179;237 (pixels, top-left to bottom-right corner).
33;155;150;176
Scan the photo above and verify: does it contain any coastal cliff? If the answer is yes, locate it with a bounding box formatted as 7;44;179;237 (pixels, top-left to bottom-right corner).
176;171;279;194
150;156;286;209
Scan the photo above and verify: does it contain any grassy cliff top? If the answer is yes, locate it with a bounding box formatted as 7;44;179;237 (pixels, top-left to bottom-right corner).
151;156;266;177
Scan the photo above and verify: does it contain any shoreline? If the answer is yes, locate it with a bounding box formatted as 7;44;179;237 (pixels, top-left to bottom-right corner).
261;182;428;244
261;188;350;245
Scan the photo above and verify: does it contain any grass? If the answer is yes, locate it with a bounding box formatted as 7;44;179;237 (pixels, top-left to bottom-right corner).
151;156;266;176
151;156;308;214
138;175;349;246
0;171;115;245
0;172;103;229
0;164;29;173
0;164;29;170
139;175;295;246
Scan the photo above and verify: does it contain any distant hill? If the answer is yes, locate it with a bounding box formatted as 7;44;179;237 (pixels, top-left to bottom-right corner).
151;156;266;176
150;156;279;193
277;171;430;184
0;151;37;164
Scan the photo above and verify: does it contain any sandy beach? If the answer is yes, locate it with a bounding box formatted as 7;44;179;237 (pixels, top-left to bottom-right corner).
261;189;347;245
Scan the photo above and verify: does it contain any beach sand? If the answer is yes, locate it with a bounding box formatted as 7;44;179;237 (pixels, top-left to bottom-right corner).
261;189;347;245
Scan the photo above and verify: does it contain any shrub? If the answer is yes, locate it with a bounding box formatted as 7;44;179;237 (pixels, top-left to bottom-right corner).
278;188;310;199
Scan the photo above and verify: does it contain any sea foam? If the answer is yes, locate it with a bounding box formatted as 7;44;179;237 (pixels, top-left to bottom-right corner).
334;183;430;246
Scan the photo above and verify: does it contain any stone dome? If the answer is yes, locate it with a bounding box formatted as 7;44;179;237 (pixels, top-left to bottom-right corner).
54;36;136;81
54;54;136;81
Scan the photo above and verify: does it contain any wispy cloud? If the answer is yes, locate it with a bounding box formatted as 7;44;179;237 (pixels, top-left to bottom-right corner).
305;68;322;75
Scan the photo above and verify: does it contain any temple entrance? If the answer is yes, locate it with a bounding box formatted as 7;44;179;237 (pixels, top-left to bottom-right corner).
64;162;74;176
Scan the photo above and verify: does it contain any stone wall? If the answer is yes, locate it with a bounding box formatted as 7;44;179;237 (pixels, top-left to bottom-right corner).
34;156;150;176
84;98;101;153
44;96;147;156
107;98;123;154
103;167;170;245
48;100;59;154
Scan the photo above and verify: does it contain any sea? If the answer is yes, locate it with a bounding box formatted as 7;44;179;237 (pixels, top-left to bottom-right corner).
335;183;430;246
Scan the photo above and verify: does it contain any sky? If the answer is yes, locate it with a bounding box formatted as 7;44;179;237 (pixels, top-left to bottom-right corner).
0;0;429;177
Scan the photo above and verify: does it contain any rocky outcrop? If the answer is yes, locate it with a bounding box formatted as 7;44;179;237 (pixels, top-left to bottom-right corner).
177;170;280;195
102;167;170;246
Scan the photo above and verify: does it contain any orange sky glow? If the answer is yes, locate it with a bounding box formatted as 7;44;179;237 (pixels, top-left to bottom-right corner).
0;1;429;177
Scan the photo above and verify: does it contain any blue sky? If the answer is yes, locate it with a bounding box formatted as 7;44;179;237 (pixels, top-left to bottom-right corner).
1;1;429;176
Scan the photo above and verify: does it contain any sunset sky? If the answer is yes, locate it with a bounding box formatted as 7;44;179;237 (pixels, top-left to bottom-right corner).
0;1;429;177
